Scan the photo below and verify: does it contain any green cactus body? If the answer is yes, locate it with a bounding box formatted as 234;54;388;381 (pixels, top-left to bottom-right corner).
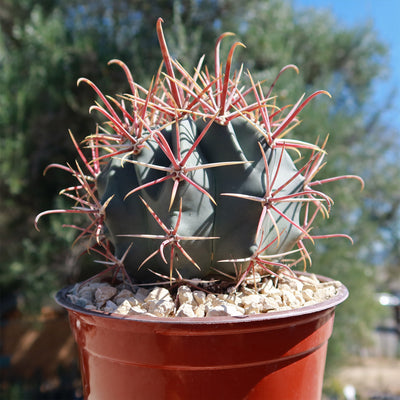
97;116;304;282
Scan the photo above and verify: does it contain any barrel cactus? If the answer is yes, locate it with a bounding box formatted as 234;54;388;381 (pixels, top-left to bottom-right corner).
36;19;362;287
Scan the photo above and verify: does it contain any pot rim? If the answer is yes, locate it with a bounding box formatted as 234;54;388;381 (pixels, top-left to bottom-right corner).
55;272;348;325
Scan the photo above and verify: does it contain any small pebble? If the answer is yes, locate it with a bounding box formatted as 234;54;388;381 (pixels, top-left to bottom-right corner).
206;304;245;317
146;299;175;317
95;285;117;306
114;289;135;305
115;300;133;315
176;303;196;318
129;306;147;315
193;290;206;306
145;287;172;302
177;285;195;306
103;300;118;313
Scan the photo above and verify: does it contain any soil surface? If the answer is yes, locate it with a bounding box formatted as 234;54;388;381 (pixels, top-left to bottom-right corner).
68;272;342;317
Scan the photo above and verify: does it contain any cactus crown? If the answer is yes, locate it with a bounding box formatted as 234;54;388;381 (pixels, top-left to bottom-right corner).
36;19;363;288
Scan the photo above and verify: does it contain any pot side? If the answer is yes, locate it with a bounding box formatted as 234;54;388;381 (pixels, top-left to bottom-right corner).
56;274;348;400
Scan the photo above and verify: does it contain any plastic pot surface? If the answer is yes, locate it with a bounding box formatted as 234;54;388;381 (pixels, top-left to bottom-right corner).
56;273;348;400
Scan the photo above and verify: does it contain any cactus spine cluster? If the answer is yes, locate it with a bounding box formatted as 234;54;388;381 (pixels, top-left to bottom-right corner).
36;19;362;286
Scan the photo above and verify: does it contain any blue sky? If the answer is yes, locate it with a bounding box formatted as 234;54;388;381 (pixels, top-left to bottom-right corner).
295;0;400;129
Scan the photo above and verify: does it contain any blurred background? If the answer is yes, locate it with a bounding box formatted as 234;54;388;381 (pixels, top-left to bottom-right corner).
0;0;399;398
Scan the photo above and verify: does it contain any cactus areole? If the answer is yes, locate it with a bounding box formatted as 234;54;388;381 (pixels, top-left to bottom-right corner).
36;18;362;286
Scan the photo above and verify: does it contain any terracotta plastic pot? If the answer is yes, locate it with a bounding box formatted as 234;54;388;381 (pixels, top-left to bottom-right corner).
56;274;348;400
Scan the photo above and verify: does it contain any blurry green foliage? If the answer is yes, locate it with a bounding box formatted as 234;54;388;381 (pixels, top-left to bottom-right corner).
0;0;398;371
